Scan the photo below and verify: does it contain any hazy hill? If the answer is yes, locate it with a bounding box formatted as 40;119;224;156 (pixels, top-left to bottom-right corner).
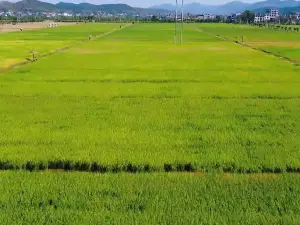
151;0;300;14
0;1;14;11
14;0;55;11
0;0;168;14
55;2;135;13
2;0;300;15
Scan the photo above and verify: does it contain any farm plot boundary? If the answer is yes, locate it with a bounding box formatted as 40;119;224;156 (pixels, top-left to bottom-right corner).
0;160;300;174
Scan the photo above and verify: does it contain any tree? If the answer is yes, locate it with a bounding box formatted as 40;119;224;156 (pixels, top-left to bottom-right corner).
215;15;222;23
226;16;232;23
151;15;159;22
241;10;255;24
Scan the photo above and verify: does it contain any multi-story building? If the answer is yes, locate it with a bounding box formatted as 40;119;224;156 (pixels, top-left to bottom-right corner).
254;14;265;23
255;9;279;23
267;8;279;19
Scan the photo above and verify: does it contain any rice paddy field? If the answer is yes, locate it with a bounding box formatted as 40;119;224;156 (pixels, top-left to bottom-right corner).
1;172;300;224
1;23;300;224
0;23;118;69
198;23;300;62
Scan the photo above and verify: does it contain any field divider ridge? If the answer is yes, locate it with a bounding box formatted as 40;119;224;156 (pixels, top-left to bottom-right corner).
0;160;299;174
194;27;300;66
1;24;132;74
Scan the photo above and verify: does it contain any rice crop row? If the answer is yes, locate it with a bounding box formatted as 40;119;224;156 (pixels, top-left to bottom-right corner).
0;172;300;224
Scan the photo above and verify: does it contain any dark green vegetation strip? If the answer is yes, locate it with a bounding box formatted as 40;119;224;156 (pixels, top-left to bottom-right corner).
1;172;300;224
1;160;300;173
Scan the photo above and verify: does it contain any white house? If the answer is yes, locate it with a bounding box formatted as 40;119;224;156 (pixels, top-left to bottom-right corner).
254;14;265;23
63;12;73;17
264;14;271;21
197;14;204;20
204;14;215;20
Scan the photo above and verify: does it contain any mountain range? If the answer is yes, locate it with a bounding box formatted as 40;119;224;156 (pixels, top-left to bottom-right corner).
0;0;55;11
151;0;300;14
0;0;168;15
1;0;300;14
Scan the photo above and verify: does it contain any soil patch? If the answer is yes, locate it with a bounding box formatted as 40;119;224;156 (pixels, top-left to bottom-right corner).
0;21;76;33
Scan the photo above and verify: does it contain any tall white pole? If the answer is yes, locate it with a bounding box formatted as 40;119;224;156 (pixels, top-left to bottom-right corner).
175;0;178;44
181;0;183;44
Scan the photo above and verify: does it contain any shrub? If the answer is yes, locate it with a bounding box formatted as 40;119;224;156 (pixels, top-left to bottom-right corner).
164;164;173;172
25;161;35;172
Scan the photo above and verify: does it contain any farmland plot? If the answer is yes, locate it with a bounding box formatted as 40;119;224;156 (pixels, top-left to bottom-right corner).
0;23;120;69
197;23;300;62
1;22;300;223
0;23;299;172
0;172;300;225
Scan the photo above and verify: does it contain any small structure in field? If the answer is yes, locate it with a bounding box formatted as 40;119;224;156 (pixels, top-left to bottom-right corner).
29;50;38;61
48;23;59;28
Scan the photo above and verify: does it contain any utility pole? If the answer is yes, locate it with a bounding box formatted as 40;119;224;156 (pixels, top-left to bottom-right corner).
174;0;178;44
174;0;183;44
180;0;183;43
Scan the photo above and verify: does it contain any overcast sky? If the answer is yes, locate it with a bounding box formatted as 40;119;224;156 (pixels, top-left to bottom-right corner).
4;0;263;7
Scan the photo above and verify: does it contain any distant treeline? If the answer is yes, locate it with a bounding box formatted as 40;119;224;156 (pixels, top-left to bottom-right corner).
251;23;300;32
1;11;299;25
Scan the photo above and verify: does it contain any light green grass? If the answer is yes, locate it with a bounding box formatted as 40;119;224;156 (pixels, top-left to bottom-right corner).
0;23;299;172
1;172;300;224
0;22;300;224
0;23;122;68
197;23;300;62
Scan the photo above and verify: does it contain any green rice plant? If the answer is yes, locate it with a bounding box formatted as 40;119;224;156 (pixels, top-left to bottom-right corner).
0;23;300;173
0;23;124;68
0;172;299;224
196;23;300;62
